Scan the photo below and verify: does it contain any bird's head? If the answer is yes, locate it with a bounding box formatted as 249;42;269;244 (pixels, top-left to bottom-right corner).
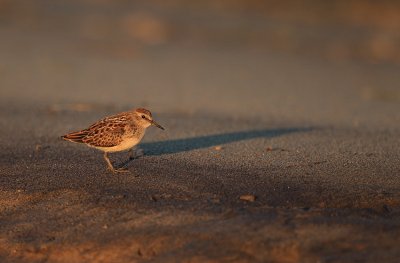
134;108;165;130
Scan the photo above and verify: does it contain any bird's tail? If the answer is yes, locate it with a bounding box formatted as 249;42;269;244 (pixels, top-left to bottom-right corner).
61;130;89;143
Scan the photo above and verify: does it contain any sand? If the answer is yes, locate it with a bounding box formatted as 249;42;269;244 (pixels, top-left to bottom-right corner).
1;1;400;262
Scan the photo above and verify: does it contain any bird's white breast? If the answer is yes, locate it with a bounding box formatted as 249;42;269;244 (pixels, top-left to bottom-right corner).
95;133;145;153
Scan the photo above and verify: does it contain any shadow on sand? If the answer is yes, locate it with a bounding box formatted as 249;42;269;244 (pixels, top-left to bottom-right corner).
140;127;312;156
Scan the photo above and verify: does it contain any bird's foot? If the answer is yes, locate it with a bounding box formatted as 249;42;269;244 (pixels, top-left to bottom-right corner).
115;168;130;173
107;167;130;174
129;148;144;160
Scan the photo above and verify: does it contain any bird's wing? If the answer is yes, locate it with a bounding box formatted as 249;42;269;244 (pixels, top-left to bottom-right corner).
83;114;131;147
62;130;90;143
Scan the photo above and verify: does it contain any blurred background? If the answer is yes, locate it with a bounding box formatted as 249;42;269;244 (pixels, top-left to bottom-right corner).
2;2;400;261
1;0;399;127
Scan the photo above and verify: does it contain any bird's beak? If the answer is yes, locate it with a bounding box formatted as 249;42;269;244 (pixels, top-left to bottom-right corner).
151;120;165;130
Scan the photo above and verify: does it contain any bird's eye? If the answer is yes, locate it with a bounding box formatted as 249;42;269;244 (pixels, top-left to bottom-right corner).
141;115;146;119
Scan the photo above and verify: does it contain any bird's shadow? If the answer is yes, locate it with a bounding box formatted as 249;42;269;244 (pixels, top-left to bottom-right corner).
119;127;312;168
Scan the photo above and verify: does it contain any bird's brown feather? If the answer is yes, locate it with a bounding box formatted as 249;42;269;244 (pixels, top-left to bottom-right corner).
62;130;89;143
62;112;134;147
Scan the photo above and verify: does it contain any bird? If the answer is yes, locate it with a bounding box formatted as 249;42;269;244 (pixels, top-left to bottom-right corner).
62;108;164;173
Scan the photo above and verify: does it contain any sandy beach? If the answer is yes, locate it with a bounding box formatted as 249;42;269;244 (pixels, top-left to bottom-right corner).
1;1;400;262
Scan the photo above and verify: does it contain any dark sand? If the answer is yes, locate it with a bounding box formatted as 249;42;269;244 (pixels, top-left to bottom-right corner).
1;1;400;262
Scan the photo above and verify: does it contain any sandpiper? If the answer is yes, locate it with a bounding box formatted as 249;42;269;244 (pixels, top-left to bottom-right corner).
62;108;164;173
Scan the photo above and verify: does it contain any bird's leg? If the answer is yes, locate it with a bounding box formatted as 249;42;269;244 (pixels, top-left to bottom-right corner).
103;152;114;170
128;149;135;160
128;148;144;160
103;152;128;173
